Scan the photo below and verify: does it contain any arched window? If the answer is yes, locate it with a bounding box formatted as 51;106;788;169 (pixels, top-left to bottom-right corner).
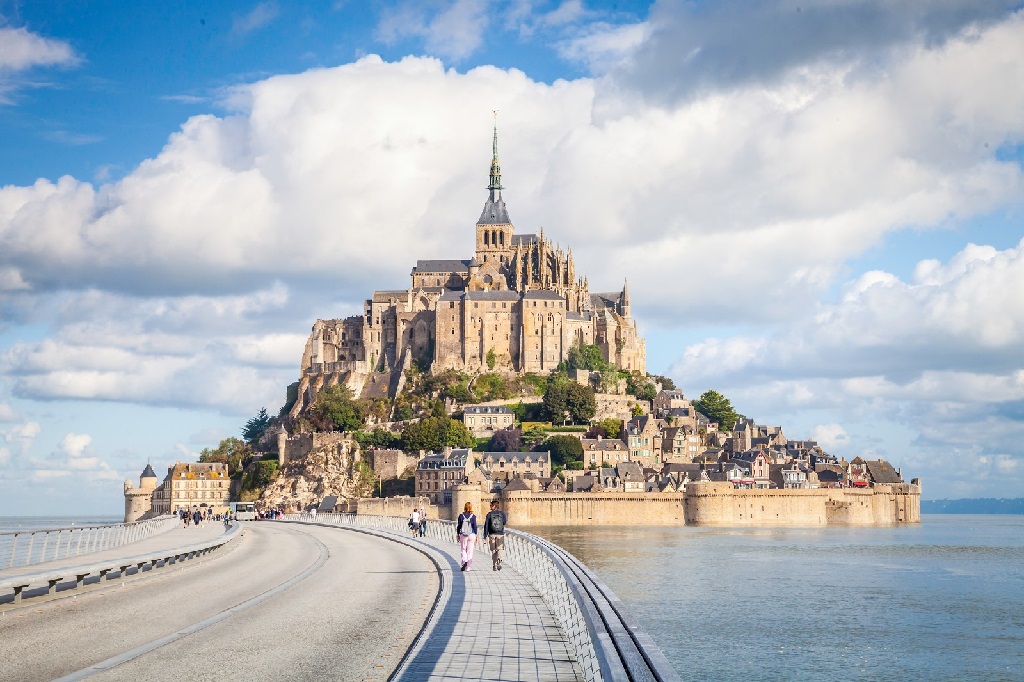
484;231;490;246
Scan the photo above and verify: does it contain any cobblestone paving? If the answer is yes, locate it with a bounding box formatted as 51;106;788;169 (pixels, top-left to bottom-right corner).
391;535;584;682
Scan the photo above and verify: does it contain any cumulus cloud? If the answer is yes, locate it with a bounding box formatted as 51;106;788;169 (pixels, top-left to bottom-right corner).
0;288;305;414
377;0;490;61
0;27;78;72
609;0;1023;105
671;239;1024;497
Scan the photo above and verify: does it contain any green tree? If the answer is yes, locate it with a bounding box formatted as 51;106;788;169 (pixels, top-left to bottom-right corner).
625;371;657;401
311;384;365;432
241;407;274;446
693;389;740;431
486;347;497;370
649;374;677;390
540;434;584;467
199;437;252;478
564;342;610;373
401;416;475;452
542;372;572;423
354;428;402;450
565;383;596;423
591;418;622;439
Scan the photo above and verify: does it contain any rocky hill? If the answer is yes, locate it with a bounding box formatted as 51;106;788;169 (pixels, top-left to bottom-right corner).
257;433;375;511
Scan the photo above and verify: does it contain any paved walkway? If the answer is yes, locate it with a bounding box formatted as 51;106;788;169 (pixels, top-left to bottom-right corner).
0;520;229;583
385;531;584;682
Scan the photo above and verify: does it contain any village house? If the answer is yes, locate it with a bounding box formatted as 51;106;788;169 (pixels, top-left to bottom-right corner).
579;436;630;467
729;450;772;488
415;448;475;505
623;415;665;468
479;450;552;483
462;404;515;438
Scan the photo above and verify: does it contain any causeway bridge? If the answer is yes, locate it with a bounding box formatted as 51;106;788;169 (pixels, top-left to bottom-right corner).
0;515;680;681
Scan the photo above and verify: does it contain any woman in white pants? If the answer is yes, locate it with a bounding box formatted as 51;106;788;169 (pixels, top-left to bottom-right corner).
456;502;477;571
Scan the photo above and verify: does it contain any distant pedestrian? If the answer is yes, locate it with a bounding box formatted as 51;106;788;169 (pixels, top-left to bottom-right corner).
457;502;477;572
409;508;421;537
418;508;427;537
482;500;507;572
193;510;201;527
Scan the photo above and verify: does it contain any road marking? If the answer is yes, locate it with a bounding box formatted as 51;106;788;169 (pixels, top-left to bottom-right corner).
54;529;330;682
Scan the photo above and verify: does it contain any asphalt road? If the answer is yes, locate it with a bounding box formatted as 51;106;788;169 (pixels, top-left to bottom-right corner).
0;522;438;682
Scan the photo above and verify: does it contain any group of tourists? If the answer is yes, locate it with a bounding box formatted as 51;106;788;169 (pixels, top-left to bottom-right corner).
408;500;508;572
178;507;213;528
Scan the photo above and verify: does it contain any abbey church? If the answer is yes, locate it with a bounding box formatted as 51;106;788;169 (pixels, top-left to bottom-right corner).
291;124;645;416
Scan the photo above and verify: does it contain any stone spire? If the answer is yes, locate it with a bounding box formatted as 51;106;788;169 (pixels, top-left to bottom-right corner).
478;111;511;225
488;110;503;192
620;278;631;317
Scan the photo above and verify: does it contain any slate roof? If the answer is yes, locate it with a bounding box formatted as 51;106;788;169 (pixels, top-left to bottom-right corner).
318;495;338;512
439;290;464;302
412;259;471;273
478;194;511;225
465;405;514;415
590;293;619;310
865;459;903;484
502;477;532;492
464;290;521;301
523;289;564;300
141;463;157;478
511;233;537;246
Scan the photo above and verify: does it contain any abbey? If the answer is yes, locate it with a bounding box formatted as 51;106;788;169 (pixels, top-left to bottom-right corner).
291;124;645;415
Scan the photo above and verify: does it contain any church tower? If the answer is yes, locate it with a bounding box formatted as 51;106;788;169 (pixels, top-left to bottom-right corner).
475;113;514;268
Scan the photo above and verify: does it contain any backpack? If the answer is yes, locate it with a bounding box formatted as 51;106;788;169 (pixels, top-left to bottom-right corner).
459;513;475;536
488;510;505;534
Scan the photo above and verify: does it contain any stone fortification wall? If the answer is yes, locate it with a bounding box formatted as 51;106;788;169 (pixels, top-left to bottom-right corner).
502;491;686;526
281;431;350;463
683;481;921;526
369;449;417;480
355;495;443;520
350;482;920;527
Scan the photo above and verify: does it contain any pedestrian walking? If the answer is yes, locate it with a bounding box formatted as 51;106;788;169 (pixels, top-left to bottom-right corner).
457;502;477;572
192;509;202;528
418;507;427;537
482;499;507;571
409;508;421;537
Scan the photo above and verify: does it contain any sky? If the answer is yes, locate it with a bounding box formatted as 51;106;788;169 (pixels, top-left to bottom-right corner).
1;0;1023;516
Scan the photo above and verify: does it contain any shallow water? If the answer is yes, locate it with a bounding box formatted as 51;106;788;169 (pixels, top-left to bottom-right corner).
532;515;1024;681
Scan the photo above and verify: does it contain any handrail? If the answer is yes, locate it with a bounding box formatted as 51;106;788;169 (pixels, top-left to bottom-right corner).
0;522;242;606
284;512;680;682
0;515;180;571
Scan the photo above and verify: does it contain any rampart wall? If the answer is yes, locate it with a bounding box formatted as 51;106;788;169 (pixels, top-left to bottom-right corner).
351;482;920;527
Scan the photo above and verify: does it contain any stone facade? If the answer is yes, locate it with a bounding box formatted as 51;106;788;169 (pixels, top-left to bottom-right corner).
125;461;231;522
291;124;646;416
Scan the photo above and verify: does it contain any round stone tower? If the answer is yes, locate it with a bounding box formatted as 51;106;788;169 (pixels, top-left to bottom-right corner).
451;483;482;522
123;463;158;523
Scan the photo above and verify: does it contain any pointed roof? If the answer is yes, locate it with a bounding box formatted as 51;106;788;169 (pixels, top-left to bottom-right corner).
478;113;511;225
141;463;157;479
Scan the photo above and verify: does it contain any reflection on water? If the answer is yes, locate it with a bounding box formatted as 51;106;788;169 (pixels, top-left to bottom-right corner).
530;516;1024;681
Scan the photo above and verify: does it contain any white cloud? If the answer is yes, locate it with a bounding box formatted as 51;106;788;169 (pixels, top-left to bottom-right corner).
0;401;17;421
59;432;92;458
0;27;78;72
377;0;489;61
231;2;280;37
556;21;647;73
812;423;850;450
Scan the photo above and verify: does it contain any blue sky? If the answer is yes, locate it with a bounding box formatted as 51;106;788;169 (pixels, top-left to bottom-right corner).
2;1;1023;515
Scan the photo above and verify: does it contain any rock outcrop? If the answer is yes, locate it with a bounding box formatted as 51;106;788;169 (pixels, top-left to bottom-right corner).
258;433;373;511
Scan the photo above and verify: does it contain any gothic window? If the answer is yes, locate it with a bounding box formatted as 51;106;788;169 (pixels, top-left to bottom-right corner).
484;232;490;246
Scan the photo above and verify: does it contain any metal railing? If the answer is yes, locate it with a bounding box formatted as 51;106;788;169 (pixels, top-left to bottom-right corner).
0;515;180;571
286;512;680;682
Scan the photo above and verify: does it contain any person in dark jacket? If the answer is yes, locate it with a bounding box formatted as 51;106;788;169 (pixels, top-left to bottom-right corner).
482;499;507;571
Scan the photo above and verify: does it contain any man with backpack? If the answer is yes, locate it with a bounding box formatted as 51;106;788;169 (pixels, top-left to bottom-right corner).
482;499;507;572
